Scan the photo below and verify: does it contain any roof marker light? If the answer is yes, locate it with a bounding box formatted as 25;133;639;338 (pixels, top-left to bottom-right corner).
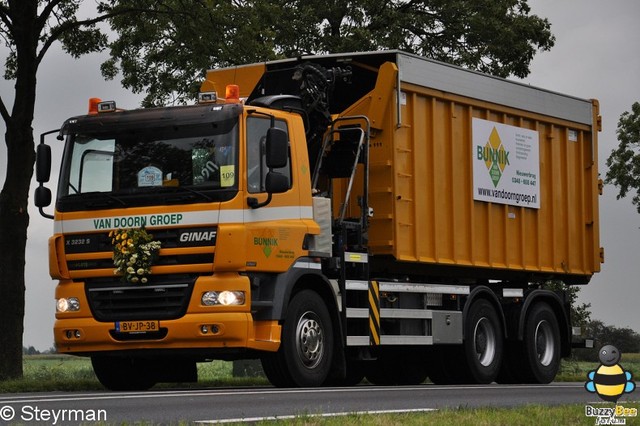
225;85;240;103
88;97;102;115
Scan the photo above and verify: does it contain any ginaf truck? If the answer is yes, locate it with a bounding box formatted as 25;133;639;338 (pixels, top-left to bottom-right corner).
35;51;602;390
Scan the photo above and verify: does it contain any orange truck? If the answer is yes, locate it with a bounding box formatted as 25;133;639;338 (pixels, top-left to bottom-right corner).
35;51;601;390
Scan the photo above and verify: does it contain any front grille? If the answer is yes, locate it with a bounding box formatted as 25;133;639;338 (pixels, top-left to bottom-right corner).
64;226;215;321
65;226;217;254
85;276;196;321
68;253;214;270
64;226;216;273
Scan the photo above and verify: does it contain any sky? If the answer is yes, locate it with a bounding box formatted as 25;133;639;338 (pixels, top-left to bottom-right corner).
0;1;639;351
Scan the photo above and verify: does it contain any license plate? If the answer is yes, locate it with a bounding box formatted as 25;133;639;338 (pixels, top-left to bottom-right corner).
115;320;160;333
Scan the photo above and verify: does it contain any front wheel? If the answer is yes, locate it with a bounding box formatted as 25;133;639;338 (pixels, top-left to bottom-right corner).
91;356;157;391
262;289;334;387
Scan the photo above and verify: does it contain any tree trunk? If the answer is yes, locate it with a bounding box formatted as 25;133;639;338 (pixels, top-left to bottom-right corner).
0;0;38;381
0;121;34;380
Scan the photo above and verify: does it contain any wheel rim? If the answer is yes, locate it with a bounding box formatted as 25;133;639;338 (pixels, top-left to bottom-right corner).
534;320;554;366
474;317;497;367
295;310;324;369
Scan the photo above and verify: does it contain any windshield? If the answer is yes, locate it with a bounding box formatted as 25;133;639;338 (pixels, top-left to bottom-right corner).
57;115;239;211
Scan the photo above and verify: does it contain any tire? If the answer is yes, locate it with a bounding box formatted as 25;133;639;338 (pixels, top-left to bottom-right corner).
461;298;504;384
262;289;334;387
91;356;157;391
519;302;561;383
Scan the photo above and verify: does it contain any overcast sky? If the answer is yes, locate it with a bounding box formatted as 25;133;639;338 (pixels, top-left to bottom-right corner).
1;0;639;351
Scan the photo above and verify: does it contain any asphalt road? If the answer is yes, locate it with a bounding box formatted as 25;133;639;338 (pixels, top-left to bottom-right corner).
0;383;634;424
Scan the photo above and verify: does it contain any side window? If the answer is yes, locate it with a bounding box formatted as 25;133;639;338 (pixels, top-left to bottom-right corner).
67;137;115;194
246;117;291;193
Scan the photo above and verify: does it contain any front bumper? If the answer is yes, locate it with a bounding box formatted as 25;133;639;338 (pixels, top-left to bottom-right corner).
55;312;281;355
54;272;281;355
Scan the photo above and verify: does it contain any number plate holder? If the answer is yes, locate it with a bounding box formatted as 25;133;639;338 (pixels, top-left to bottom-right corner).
114;320;160;333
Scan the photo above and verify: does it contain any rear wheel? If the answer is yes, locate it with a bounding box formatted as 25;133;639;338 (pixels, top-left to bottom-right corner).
261;289;334;387
520;302;561;383
462;299;504;384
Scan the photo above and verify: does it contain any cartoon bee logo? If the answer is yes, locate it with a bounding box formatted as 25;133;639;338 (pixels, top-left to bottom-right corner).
585;345;636;402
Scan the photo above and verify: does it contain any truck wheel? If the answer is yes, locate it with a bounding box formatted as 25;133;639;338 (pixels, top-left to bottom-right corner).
91;356;156;391
519;302;561;383
462;299;503;384
263;289;333;387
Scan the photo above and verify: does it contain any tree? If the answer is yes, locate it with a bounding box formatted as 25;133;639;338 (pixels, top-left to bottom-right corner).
575;320;640;361
99;0;555;105
605;102;640;213
99;0;280;106
0;0;131;380
542;280;592;329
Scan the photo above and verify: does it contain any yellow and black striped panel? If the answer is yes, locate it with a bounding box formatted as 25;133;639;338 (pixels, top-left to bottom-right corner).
369;280;380;345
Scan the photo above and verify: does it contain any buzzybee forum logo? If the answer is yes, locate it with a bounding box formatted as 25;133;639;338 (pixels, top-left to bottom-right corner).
584;345;637;425
586;345;635;402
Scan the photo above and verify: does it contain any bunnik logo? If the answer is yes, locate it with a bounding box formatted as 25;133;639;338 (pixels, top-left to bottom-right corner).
476;127;510;188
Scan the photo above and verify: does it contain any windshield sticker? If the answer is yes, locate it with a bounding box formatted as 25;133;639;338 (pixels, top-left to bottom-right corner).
220;165;235;187
137;166;163;187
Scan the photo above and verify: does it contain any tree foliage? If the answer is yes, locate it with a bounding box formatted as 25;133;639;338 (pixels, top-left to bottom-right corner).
542;280;592;329
98;0;555;106
574;320;640;361
605;102;640;213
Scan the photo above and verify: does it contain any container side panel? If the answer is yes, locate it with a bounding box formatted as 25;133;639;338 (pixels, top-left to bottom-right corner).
384;82;599;281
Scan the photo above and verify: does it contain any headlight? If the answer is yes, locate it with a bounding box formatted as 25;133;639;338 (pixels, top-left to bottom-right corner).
56;297;80;312
201;291;245;306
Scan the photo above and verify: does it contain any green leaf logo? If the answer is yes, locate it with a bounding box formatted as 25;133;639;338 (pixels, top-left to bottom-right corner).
478;127;510;187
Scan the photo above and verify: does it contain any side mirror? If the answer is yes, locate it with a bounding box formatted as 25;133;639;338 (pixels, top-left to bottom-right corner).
36;143;51;183
265;171;289;194
247;172;289;209
34;129;59;219
265;127;288;168
34;186;52;208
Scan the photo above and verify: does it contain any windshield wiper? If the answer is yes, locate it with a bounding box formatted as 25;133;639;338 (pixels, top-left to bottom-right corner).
176;186;214;202
142;185;215;202
77;191;127;207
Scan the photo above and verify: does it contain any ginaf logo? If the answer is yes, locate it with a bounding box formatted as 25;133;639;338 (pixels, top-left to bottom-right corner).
585;345;636;402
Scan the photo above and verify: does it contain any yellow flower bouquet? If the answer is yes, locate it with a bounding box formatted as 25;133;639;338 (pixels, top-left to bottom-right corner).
109;228;161;284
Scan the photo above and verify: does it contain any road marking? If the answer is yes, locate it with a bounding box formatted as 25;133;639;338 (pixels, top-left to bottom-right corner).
0;383;586;405
195;408;438;424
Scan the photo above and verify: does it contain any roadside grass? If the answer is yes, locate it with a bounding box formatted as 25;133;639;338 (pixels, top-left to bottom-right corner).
556;352;640;382
196;405;600;425
0;355;268;393
1;353;637;393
